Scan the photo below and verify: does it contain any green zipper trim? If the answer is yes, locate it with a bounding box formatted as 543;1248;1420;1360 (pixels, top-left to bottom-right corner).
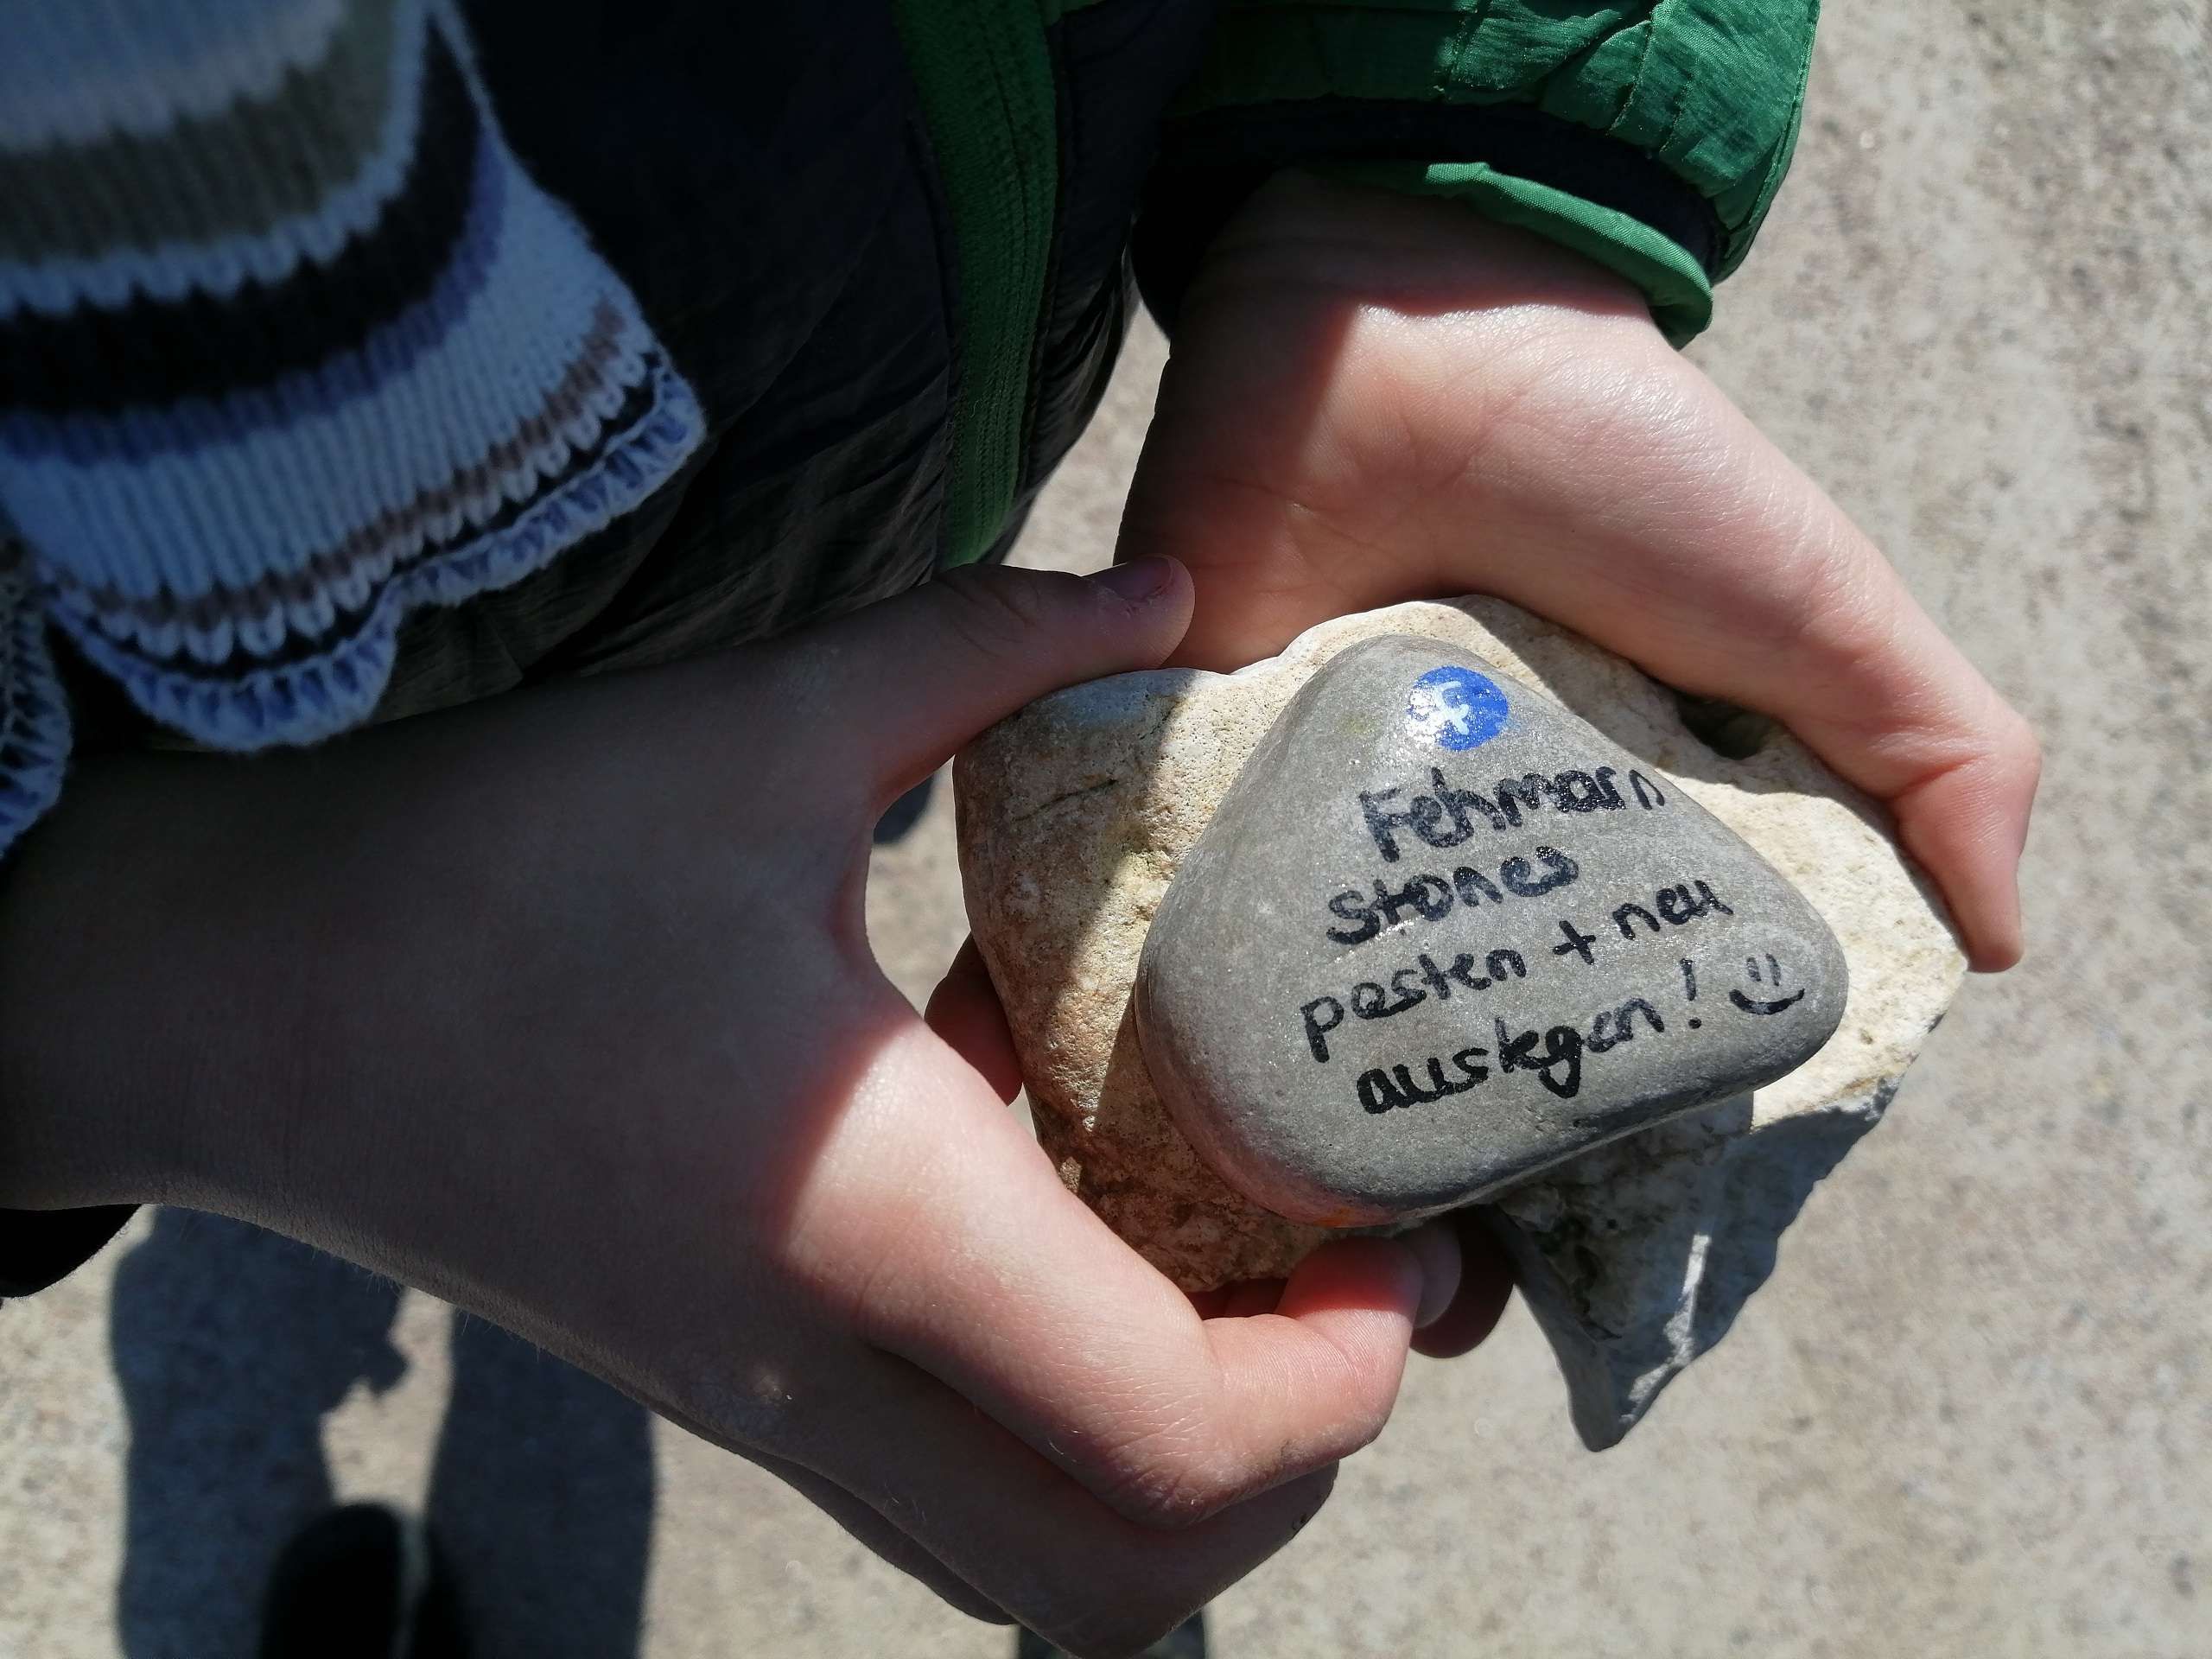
890;0;1059;564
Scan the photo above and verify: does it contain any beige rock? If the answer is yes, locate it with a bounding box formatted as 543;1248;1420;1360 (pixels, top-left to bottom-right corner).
955;598;1966;1444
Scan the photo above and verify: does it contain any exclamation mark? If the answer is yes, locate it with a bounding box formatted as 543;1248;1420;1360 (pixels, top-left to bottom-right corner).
1681;957;1701;1028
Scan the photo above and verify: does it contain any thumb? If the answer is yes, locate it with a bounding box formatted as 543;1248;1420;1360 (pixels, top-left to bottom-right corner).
818;558;1192;794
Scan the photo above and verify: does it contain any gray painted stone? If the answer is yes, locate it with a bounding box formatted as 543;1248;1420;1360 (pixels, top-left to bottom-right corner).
1134;635;1849;1227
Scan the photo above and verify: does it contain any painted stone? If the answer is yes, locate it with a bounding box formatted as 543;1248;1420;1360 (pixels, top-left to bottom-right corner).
956;597;1965;1444
1134;635;1849;1226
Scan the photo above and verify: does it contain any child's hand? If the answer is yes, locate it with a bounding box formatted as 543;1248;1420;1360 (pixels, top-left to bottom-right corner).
1122;172;2039;973
0;561;1466;1656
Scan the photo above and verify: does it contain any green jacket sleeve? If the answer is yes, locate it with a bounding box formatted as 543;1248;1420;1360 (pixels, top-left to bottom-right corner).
1135;1;1821;344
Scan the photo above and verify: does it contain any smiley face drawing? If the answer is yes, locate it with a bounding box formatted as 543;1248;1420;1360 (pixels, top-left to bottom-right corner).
1729;952;1808;1016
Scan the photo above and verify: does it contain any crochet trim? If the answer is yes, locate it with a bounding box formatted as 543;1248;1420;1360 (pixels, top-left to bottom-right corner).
45;356;702;752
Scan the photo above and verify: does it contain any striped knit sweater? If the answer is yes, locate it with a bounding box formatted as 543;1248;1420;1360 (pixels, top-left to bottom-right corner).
0;0;704;855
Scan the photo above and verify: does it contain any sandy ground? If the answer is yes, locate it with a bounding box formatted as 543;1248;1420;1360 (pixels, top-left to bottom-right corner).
5;4;2208;1656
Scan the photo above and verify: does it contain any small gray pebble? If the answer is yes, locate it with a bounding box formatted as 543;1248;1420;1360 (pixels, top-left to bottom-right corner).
1135;635;1849;1226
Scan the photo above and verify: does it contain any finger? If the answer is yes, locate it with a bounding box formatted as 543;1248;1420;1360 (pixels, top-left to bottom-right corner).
794;1020;1433;1530
1443;357;2037;969
1495;493;2038;970
1400;1219;1462;1331
1411;1211;1515;1360
923;937;1024;1103
804;1348;1336;1658
1880;717;2039;973
1196;1230;1448;1329
750;1450;1013;1627
804;560;1193;800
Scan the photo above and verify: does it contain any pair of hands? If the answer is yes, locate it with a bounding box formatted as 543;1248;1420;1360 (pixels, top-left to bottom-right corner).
0;176;2034;1656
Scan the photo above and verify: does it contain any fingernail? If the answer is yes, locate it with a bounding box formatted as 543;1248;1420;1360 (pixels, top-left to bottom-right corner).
1407;1221;1464;1329
1088;556;1177;603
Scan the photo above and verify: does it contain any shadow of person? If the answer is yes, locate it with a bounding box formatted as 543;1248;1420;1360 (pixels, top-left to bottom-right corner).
111;1211;404;1656
110;1210;654;1658
428;1313;654;1656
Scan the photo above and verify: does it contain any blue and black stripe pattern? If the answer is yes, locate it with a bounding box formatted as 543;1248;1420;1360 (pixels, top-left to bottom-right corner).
0;0;703;852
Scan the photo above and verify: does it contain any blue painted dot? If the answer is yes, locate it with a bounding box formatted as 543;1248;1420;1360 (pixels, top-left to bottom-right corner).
1408;664;1509;751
